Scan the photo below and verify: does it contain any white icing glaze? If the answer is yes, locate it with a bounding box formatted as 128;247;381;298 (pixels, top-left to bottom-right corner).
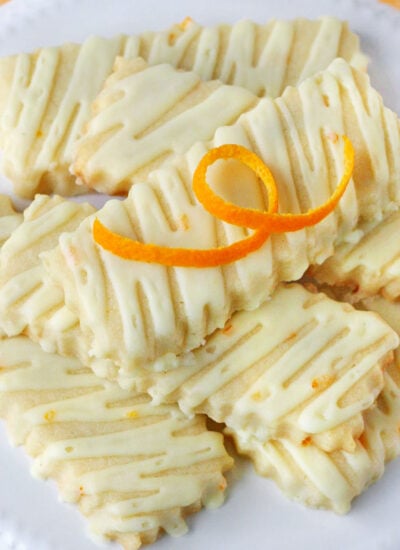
0;17;367;197
136;284;396;451
73;58;257;193
0;197;394;452
43;59;400;376
0;195;22;247
0;336;232;546
230;298;400;514
0;195;94;343
313;210;400;301
138;17;367;97
0;194;23;337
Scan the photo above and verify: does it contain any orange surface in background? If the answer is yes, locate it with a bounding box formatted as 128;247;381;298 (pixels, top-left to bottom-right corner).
380;0;400;8
0;0;10;5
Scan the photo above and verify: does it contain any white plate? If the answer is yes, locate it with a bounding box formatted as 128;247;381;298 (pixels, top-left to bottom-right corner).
0;1;399;549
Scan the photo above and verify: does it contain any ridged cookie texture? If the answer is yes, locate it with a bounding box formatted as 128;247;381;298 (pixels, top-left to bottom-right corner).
72;56;258;194
0;194;23;337
137;16;367;97
0;194;22;247
0;17;366;198
73;16;368;196
0;336;232;550
311;210;400;303
136;283;396;452
0;195;136;383
229;297;400;514
42;59;400;378
0;195;94;341
0;197;394;454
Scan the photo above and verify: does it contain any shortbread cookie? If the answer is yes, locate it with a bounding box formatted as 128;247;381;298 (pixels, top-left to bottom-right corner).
0;195;129;383
136;284;396;453
351;296;400;465
42;59;400;376
0;194;22;246
73;57;257;194
1;199;394;453
230;363;400;514
0;336;233;549
72;25;366;196
2;202;395;452
0;17;366;198
311;210;400;302
0;194;22;337
138;17;367;97
229;297;400;514
0;195;94;338
0;198;395;454
362;295;400;334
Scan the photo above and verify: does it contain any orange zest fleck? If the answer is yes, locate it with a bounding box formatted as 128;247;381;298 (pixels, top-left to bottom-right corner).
179;16;194;30
301;437;312;447
180;213;190;230
44;410;56;422
251;391;262;402
327;132;339;144
168;32;177;46
358;433;368;448
311;374;335;390
222;321;233;334
93;137;354;268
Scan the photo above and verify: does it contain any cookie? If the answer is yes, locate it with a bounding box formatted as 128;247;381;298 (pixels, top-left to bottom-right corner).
42;59;400;376
228;297;400;514
137;283;396;453
0;17;366;198
137;16;367;97
73;15;369;196
0;193;22;247
0;39;106;197
0;193;23;337
1;198;394;453
0;194;94;340
72;56;257;194
0;336;233;549
311;210;400;302
229;366;400;514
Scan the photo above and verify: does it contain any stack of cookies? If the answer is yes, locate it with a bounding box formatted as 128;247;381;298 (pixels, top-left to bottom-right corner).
0;16;399;549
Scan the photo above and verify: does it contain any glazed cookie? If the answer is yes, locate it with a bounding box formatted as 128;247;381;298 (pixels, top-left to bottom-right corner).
0;17;366;198
42;60;400;376
0;336;233;549
0;193;22;247
72;56;257;194
0;194;94;340
229;297;400;514
311;210;400;303
0;198;395;454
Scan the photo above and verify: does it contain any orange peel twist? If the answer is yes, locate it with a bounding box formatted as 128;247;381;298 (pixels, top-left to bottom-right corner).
93;136;354;268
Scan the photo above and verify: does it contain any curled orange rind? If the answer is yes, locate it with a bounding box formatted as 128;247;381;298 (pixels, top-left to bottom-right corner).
93;136;354;268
